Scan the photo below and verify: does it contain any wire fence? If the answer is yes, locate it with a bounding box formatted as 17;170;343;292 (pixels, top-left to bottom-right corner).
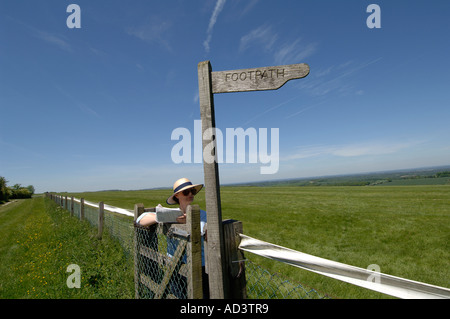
46;193;328;299
245;260;329;299
59;195;135;257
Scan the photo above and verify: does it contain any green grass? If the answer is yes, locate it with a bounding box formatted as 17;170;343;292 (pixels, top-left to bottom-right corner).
3;185;449;299
62;185;450;299
0;197;134;298
221;185;450;298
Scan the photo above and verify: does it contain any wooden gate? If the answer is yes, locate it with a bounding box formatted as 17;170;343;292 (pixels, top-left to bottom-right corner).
133;204;203;299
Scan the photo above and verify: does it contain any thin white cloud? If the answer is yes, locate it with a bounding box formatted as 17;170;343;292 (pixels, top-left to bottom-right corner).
238;0;260;17
274;39;318;65
283;140;423;161
203;0;227;53
305;58;383;98
53;84;100;118
35;30;72;52
284;57;384;120
239;25;317;65
127;17;173;52
239;24;278;53
77;103;101;119
6;16;72;52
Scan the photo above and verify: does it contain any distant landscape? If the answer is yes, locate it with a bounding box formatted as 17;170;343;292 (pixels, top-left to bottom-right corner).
50;165;450;194
228;165;450;188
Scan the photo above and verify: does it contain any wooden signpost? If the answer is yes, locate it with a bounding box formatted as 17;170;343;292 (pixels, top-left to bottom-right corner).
211;63;310;93
198;60;309;298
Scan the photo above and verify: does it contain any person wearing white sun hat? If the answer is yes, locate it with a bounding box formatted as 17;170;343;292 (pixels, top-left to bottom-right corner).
136;177;209;298
137;177;205;226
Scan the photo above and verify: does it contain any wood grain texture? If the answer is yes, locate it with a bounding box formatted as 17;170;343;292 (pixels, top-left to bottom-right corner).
198;61;228;298
212;63;309;93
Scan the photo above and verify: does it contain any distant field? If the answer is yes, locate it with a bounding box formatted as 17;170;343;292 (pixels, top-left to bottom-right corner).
63;184;450;299
375;177;450;186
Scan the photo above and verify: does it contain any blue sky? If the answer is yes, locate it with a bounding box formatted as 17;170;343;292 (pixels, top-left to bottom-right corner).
1;0;449;193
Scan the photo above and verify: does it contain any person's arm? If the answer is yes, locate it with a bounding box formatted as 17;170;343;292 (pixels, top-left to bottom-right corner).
138;212;157;227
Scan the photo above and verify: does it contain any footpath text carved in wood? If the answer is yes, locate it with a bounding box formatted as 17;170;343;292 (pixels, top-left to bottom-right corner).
211;63;310;94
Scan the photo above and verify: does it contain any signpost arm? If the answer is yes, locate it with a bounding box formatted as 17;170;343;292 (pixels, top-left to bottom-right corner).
197;60;228;298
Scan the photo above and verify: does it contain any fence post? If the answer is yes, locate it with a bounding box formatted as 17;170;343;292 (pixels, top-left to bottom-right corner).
134;203;144;221
80;198;84;221
133;203;145;299
70;196;74;216
223;219;247;298
64;196;68;210
186;204;203;299
98;201;104;239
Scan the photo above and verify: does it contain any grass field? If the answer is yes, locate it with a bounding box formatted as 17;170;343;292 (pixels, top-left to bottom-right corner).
2;185;449;299
64;184;449;299
0;197;134;298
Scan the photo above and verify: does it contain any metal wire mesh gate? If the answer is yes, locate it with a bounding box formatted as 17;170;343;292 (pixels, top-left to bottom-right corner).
134;222;191;298
133;204;204;299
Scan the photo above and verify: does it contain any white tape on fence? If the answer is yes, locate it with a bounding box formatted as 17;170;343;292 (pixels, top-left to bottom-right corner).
238;234;450;299
72;197;134;217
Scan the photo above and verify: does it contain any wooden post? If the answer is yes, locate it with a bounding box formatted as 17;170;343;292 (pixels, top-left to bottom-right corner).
134;203;145;222
197;60;309;299
80;198;85;221
70;196;74;216
223;220;247;298
133;203;145;299
98;201;104;239
186;204;203;299
64;196;68;210
198;60;228;298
